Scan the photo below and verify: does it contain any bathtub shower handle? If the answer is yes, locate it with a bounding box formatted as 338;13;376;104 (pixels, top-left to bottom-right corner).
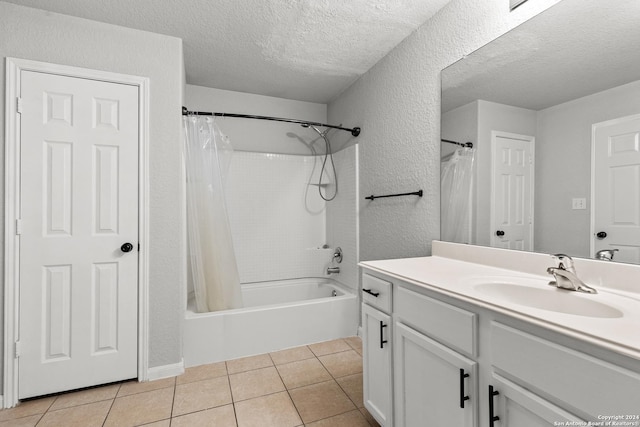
379;321;388;349
363;288;380;297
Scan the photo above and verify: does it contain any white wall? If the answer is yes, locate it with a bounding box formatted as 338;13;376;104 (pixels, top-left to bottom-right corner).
225;152;329;283
535;79;640;256
0;2;185;378
327;145;359;291
185;85;327;155
328;0;560;262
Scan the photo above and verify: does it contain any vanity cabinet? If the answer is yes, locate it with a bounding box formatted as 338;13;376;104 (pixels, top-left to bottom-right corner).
394;322;477;426
394;285;478;426
360;266;640;427
361;274;393;426
489;374;583;426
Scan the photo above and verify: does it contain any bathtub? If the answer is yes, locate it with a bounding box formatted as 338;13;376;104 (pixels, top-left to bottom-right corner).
183;278;358;367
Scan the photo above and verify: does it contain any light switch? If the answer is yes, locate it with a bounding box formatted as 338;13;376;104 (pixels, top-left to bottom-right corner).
572;198;587;210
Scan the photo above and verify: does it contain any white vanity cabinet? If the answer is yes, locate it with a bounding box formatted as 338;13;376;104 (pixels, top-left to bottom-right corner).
361;273;393;426
488;322;640;424
394;285;478;427
360;263;640;427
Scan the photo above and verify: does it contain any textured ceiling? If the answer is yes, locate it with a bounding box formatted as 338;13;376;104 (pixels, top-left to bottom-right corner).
442;0;640;112
5;0;452;103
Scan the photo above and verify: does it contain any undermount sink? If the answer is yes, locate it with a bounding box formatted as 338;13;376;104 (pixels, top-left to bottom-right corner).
472;281;624;318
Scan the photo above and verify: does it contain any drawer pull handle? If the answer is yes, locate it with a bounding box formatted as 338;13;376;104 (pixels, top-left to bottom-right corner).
379;321;388;349
363;288;380;297
459;369;470;408
489;385;500;426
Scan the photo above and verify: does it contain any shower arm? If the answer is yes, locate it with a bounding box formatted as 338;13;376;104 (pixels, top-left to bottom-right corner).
182;107;361;137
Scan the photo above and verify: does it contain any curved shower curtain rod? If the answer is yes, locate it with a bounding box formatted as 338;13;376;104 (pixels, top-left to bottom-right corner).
182;106;361;137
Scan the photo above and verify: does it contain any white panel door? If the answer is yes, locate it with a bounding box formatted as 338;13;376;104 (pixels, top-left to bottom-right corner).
490;131;534;251
592;114;640;264
18;70;139;398
362;303;392;426
394;322;476;427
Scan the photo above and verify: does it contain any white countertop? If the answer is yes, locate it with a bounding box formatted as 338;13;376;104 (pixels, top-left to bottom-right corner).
360;255;640;361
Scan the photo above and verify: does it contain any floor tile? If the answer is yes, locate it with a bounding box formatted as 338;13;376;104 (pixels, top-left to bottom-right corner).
344;336;363;355
319;350;363;378
117;377;175;397
289;380;356;424
229;366;285;402
360;407;381;426
172;376;232;417
171;404;237;427
269;346;315;365
177;362;227;385
306;409;370;426
0;397;55;422
309;339;351;357
104;386;174;426
139;420;170;427
235;391;302;427
226;353;273;374
337;373;364;408
276;358;332;389
0;414;41;427
49;383;119;410
38;400;112;427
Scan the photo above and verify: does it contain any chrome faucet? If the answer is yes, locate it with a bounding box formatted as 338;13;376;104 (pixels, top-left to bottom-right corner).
326;266;340;275
546;254;597;294
596;248;618;261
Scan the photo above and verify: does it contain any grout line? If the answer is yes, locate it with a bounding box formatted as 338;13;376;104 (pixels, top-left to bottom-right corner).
168;380;177;420
270;351;305;425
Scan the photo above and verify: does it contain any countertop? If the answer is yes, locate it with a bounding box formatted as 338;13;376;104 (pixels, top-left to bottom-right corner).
360;255;640;361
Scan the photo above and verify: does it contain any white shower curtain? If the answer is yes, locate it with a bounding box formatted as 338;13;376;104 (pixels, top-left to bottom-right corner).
441;148;476;244
183;116;243;313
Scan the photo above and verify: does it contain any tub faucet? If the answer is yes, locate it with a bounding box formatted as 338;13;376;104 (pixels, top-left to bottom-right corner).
546;254;597;294
326;266;340;275
596;248;618;261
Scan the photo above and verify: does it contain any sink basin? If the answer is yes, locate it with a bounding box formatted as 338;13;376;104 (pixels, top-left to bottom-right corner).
473;281;623;318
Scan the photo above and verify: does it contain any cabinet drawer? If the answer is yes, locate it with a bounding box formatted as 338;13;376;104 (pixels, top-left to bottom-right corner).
362;273;392;313
395;286;476;357
492;322;640;417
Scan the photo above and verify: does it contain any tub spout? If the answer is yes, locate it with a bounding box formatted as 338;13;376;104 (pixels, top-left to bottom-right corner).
327;266;340;275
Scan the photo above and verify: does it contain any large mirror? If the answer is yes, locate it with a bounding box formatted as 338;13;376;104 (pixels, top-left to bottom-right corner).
441;0;640;264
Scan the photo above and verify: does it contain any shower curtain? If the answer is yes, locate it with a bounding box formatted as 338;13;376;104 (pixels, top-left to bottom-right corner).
441;147;476;244
183;116;243;313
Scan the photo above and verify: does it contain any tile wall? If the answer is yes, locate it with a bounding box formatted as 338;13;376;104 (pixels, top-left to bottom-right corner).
225;148;358;287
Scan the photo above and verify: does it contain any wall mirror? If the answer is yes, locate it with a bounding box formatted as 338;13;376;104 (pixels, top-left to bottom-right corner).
440;0;640;264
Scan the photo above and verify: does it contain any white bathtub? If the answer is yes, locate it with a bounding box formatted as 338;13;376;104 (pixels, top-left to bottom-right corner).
183;278;358;367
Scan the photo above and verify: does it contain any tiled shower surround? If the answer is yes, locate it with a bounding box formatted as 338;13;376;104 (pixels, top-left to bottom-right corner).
224;146;358;289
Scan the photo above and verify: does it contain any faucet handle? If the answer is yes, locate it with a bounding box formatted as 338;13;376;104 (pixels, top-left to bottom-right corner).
551;253;575;271
596;248;619;261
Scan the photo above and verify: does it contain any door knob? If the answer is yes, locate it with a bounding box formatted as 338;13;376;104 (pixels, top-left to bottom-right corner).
496;230;505;237
121;242;134;253
596;231;607;239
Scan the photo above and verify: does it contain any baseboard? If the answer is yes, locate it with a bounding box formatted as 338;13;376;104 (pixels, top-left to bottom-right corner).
147;359;184;381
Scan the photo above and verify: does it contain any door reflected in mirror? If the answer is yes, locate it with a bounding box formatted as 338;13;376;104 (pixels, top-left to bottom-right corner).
440;0;640;264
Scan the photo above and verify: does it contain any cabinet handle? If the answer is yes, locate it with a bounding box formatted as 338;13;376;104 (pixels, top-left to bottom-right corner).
488;385;500;427
379;321;388;349
363;288;380;297
459;369;470;408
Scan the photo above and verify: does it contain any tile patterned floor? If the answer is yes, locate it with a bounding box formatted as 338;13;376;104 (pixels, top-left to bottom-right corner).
0;337;380;427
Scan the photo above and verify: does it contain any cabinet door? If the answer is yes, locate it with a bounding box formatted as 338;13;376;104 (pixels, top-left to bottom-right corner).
394;322;477;427
489;374;584;426
362;303;393;426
